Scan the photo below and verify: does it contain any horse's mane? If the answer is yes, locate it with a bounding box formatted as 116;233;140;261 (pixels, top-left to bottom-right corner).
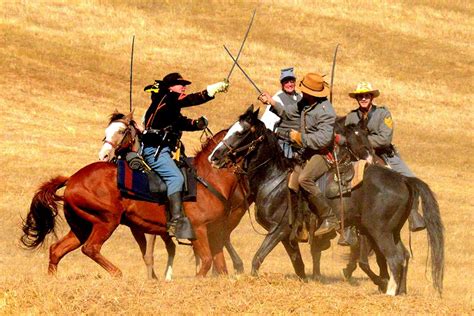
254;118;292;171
193;129;229;161
108;112;127;125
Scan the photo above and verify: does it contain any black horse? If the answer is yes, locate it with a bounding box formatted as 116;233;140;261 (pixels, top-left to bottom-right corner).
209;105;444;295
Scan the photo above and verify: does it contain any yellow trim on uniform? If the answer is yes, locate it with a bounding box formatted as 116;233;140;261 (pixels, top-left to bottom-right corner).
384;116;393;129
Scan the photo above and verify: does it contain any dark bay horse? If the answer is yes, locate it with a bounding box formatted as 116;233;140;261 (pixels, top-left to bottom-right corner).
21;113;247;278
209;105;444;295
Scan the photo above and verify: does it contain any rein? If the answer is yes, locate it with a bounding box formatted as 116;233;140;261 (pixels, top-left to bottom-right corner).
221;131;289;237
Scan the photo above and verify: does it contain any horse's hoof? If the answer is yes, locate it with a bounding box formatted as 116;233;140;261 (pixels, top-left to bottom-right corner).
312;274;322;282
342;268;352;281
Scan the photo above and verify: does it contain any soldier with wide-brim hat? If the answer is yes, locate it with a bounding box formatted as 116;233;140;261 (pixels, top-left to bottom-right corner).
141;72;229;240
342;81;426;234
348;81;380;99
298;72;330;98
286;72;340;238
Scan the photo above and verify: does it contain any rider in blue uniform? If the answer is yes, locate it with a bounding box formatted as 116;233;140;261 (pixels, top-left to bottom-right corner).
142;72;228;239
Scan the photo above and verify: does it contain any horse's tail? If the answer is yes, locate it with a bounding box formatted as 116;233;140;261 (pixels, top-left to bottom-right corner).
20;176;69;249
405;177;444;294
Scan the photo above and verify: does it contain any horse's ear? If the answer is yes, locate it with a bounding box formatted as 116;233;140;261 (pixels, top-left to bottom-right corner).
335;115;346;134
253;107;260;117
125;110;134;122
246;104;254;114
359;117;368;130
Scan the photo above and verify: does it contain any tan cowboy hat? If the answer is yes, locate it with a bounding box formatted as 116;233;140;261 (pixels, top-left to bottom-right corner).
349;82;380;98
298;73;330;98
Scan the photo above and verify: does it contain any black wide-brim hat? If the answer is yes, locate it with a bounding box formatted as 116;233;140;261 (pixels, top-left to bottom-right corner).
156;72;191;87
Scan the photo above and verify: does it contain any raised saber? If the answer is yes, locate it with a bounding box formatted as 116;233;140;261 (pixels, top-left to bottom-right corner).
129;35;135;113
223;45;262;94
226;9;256;81
329;43;340;104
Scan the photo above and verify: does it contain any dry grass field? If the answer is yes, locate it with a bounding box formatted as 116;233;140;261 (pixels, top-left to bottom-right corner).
1;0;473;314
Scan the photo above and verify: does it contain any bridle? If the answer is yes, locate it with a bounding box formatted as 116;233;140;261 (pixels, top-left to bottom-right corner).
102;119;137;155
220;131;266;174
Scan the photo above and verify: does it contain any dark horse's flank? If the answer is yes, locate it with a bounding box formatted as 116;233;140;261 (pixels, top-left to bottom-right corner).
21;113;247;278
209;105;444;295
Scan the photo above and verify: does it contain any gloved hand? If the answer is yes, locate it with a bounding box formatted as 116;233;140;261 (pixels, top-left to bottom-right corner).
334;133;346;145
207;80;229;97
275;128;290;140
193;116;208;130
289;129;303;147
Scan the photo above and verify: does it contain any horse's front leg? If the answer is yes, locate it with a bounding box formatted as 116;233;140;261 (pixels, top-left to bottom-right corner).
207;223;228;275
191;224;213;277
161;234;176;281
130;229;157;280
281;238;306;280
225;237;244;274
251;228;287;277
310;243;322;280
342;240;359;280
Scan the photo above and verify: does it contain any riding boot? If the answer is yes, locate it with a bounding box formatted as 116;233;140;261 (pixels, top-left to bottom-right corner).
167;192;196;240
408;206;425;232
306;192;340;237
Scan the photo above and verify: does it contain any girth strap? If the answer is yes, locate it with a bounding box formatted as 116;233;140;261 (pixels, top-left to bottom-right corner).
180;157;233;213
194;174;232;213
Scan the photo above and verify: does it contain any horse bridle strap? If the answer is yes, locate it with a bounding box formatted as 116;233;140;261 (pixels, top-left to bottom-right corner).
103;119;136;150
222;135;264;157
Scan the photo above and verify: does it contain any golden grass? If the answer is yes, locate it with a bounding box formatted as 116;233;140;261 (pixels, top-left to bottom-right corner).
1;0;473;314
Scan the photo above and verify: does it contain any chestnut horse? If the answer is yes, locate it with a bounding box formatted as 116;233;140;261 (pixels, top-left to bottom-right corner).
97;112;244;279
21;113;247;277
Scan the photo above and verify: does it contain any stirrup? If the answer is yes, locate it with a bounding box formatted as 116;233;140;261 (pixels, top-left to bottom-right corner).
174;217;196;240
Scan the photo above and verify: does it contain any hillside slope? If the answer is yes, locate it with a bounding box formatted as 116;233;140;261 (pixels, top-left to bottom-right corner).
1;1;472;313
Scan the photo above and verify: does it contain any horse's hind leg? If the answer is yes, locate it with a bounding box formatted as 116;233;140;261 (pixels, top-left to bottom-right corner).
81;223;122;277
282;238;306;280
372;233;404;296
48;230;82;275
397;241;410;295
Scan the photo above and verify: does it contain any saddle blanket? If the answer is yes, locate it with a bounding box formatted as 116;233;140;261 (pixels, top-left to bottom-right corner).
117;158;197;203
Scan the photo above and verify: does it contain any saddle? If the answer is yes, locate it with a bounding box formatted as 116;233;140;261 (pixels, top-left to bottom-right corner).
325;160;368;199
288;160;369;246
117;152;197;203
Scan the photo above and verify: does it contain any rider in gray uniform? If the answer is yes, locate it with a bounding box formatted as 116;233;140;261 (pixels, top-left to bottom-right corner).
343;82;425;232
259;67;302;158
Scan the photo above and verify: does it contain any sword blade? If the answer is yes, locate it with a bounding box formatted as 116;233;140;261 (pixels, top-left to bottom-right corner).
329;43;340;104
223;45;262;95
130;35;135;113
226;9;256;81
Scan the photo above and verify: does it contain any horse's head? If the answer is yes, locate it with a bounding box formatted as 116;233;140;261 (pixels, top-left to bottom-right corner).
209;104;264;168
342;123;375;163
98;111;140;162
